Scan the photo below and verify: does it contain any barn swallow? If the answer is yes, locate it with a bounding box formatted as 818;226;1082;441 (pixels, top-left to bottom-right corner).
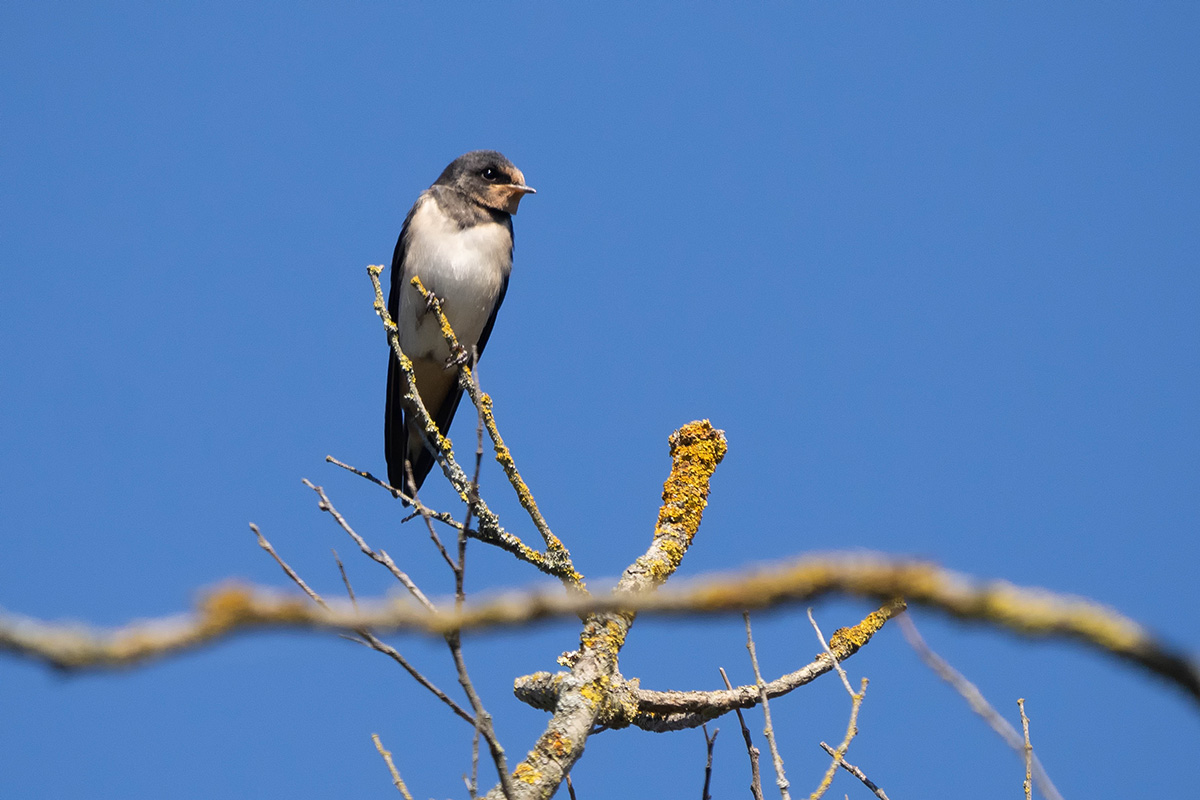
385;150;535;502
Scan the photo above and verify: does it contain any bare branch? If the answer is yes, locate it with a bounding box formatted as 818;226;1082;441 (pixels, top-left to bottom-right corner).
806;609;869;799
745;613;790;799
411;391;515;800
701;724;718;800
721;667;765;800
303;479;436;612
899;615;1063;800
817;743;890;800
331;549;357;609
1019;699;1032;800
372;733;416;800
448;634;513;799
574;601;903;732
811;678;867;800
482;420;728;799
251;524;330;611
444;534;513;798
253;521;473;726
325;454;462;531
405;459;459;574
468;725;481;800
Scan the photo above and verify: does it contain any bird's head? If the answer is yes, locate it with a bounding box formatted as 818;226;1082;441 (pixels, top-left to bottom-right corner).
435;150;536;215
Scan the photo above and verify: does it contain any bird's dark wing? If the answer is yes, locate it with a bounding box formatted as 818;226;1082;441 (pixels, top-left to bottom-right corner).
385;200;418;495
475;272;509;357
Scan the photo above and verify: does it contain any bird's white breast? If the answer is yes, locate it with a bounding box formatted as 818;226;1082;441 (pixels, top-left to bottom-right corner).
397;196;511;362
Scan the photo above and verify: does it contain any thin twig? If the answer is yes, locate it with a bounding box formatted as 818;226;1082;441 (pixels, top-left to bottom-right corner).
448;639;513;799
398;403;505;798
811;679;867;800
702;724;719;800
1019;699;1032;800
438;377;513;800
807;608;855;697
343;632;474;724
323;454;405;501
324;454;465;532
332;549;357;609
404;460;458;573
744;613;790;800
817;743;889;800
303;479;436;612
251;524;329;611
469;725;481;800
372;733;416;800
721;667;765;800
252;523;473;725
899;615;1063;800
566;774;578;800
811;680;867;800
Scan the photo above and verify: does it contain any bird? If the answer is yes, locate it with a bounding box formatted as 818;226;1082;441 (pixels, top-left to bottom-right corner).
384;150;535;504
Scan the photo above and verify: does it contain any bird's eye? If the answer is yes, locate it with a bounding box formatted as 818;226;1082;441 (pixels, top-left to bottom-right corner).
481;167;499;182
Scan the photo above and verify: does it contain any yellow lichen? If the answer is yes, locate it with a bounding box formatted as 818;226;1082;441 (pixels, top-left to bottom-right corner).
542;730;572;759
653;421;726;547
579;681;604;706
513;762;541;784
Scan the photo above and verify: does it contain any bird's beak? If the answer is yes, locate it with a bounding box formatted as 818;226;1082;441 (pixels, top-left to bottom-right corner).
498;183;536;214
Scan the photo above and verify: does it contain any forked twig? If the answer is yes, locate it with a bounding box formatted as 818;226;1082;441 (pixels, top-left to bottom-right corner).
744;613;790;800
810;678;867;800
721;666;765;800
701;724;719;800
325;454;461;531
817;742;889;800
251;523;473;725
302;479;435;612
807;609;869;800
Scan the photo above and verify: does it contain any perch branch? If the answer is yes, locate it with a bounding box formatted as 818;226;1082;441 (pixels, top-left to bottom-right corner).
368;264;580;586
408;275;573;577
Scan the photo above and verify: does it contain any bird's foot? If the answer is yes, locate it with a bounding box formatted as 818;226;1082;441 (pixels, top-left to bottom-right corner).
444;344;470;369
423;291;445;315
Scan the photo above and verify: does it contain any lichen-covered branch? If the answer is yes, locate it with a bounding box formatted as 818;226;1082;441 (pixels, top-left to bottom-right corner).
513;600;905;731
486;420;727;799
2;555;1196;707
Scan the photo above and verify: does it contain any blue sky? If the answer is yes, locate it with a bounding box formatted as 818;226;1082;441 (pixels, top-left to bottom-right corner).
2;3;1197;797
